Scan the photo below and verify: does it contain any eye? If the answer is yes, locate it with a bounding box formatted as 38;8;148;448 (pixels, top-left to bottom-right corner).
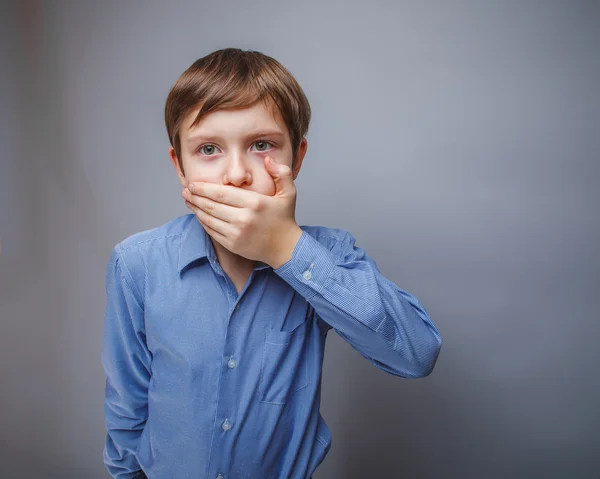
198;144;220;155
252;140;272;152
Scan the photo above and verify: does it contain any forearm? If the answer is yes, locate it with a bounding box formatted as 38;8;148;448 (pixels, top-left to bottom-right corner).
274;230;442;377
102;246;151;477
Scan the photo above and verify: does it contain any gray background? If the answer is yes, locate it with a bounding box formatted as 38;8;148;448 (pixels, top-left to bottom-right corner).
1;0;599;478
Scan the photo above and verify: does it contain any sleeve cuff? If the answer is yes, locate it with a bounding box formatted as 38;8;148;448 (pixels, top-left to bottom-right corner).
273;230;338;300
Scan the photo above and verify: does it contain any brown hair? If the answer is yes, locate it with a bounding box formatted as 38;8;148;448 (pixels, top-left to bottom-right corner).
165;48;311;175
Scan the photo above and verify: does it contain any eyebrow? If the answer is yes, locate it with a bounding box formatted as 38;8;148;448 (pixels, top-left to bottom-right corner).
186;130;285;144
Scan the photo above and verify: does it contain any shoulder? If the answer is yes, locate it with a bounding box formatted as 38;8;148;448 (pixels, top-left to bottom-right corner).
116;213;192;254
107;213;193;290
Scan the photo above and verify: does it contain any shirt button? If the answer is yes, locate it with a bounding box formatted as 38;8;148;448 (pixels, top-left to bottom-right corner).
227;356;236;369
302;270;312;280
217;475;224;479
222;418;231;431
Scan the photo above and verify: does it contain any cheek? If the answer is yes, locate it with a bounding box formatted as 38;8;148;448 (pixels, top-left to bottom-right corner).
187;175;221;187
181;159;219;184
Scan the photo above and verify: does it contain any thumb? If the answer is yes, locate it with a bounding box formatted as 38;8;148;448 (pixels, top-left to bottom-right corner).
265;156;294;196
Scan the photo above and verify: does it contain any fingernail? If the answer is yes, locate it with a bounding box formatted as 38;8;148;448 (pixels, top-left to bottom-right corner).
188;183;194;192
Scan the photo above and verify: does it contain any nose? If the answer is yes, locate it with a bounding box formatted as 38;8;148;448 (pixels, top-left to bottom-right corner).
223;149;252;187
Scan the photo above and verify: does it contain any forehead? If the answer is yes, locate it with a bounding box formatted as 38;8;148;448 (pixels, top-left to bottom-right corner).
181;100;286;138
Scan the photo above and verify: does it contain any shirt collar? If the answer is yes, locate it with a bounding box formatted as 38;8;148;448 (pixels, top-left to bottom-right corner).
178;215;271;274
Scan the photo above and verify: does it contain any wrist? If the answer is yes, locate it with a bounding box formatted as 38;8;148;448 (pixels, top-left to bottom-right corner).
268;224;303;269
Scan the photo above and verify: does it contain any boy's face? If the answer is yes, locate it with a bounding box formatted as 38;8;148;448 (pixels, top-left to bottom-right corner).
169;101;307;197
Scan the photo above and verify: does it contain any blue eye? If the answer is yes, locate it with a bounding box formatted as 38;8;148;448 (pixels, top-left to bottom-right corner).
198;144;220;155
253;141;272;152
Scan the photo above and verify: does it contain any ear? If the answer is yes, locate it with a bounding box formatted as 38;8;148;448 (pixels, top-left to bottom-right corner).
169;147;187;188
291;138;308;181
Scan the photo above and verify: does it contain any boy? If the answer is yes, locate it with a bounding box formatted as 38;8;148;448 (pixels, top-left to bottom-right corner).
101;48;442;479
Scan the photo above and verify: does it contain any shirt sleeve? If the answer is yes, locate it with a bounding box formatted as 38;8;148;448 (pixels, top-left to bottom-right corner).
274;230;442;378
101;245;151;478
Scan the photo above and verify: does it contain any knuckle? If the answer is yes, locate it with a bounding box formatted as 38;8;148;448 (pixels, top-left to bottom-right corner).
239;215;251;229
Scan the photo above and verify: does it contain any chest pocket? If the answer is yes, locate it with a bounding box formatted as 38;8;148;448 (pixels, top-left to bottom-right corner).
258;320;309;405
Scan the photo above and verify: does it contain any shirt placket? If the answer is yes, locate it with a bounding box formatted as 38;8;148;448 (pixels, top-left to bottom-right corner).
206;257;256;479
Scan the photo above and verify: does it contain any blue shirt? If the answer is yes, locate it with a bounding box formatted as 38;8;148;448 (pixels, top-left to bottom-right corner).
101;213;442;479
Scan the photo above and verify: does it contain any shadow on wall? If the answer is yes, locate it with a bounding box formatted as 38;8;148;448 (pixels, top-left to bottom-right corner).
0;2;114;477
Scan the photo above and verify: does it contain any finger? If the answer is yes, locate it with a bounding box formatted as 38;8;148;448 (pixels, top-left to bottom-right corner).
184;188;239;223
198;217;228;248
265;156;294;197
188;182;256;208
190;203;235;238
